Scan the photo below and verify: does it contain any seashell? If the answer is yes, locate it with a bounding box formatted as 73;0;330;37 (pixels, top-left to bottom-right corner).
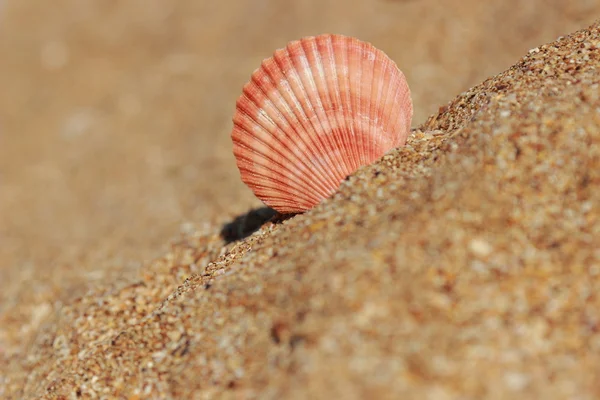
231;34;413;213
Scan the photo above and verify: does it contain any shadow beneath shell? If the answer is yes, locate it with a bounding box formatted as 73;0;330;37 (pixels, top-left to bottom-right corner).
220;207;279;244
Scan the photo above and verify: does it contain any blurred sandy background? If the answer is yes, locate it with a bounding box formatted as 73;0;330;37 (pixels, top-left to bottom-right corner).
0;0;598;353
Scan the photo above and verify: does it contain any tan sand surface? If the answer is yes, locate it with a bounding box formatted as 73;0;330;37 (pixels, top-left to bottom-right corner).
0;1;599;399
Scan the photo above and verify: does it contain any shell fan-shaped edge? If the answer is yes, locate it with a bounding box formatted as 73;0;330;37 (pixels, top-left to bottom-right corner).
232;34;413;214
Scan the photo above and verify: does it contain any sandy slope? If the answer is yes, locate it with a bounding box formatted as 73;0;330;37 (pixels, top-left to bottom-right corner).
1;1;599;399
4;20;600;400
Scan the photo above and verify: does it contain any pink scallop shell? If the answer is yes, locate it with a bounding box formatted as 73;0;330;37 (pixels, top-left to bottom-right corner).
232;34;412;213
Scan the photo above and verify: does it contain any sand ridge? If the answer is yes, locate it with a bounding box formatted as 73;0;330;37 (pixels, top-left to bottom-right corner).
1;21;598;399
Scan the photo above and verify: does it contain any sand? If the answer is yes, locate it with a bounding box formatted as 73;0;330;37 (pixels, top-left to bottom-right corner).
1;2;599;399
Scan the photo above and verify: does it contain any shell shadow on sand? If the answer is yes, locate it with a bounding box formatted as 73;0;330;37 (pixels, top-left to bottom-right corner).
219;207;278;243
